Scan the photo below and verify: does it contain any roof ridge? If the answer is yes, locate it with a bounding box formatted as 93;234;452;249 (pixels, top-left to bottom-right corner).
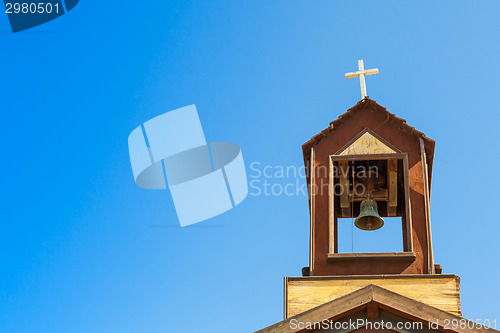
303;97;433;149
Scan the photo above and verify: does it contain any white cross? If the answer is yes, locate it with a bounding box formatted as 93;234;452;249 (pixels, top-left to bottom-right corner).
345;60;379;99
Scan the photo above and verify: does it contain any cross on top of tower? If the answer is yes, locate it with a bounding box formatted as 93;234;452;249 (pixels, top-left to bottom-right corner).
345;60;379;99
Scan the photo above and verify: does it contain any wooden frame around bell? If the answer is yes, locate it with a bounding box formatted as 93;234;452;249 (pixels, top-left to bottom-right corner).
328;153;413;255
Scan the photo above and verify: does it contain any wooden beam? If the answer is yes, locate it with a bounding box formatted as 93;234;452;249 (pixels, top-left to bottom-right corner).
331;153;407;161
263;285;374;332
339;160;350;217
367;302;379;319
371;286;475;333
403;155;413;252
334;218;339;253
309;147;316;276
388;159;398;217
345;68;379;79
283;277;288;320
327;252;416;262
420;138;435;274
329;156;336;254
348;188;388;202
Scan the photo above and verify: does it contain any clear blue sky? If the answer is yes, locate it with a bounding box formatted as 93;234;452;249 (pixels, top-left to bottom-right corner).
1;1;499;332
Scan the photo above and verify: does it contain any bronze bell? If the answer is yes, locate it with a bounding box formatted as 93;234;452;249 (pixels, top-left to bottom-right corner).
354;194;384;231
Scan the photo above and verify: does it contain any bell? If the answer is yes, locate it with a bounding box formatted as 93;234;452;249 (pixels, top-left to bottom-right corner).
354;195;384;231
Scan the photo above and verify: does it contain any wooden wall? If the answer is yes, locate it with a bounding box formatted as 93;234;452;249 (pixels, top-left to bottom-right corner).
285;275;461;319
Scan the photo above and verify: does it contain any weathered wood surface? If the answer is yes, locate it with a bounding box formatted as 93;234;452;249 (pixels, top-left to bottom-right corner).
345;60;379;99
258;285;492;333
309;147;316;275
327;252;416;262
285;275;461;318
338;131;396;155
339;160;350;217
328;156;335;254
387;159;398;217
303;99;435;276
420;138;435;274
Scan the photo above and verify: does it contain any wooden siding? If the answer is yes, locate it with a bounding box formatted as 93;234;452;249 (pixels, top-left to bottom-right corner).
285;275;461;318
338;131;396;155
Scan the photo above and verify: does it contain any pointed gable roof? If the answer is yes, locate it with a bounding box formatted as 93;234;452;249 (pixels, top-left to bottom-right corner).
302;97;436;187
303;97;435;149
255;285;499;333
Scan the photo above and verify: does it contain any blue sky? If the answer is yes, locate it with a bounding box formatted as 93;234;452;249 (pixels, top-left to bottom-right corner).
1;1;499;332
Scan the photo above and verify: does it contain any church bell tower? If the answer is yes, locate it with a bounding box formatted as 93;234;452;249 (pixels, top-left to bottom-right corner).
303;100;436;277
255;61;499;333
303;60;436;277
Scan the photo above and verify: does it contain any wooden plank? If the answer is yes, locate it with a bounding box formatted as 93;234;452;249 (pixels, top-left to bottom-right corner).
339;132;397;156
345;68;379;78
402;155;413;252
388;159;398;217
348;188;387;202
309;147;316;275
329;156;335;254
260;285;373;333
339;160;350;217
334;128;402;156
327;252;416;262
420;138;435;274
334;218;338;253
359;64;367;99
331;153;407;161
283;277;288;320
370;286;489;333
367;302;379;319
285;275;461;318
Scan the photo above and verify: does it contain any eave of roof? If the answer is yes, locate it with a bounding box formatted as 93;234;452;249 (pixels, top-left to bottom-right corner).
302;97;436;162
254;285;498;333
